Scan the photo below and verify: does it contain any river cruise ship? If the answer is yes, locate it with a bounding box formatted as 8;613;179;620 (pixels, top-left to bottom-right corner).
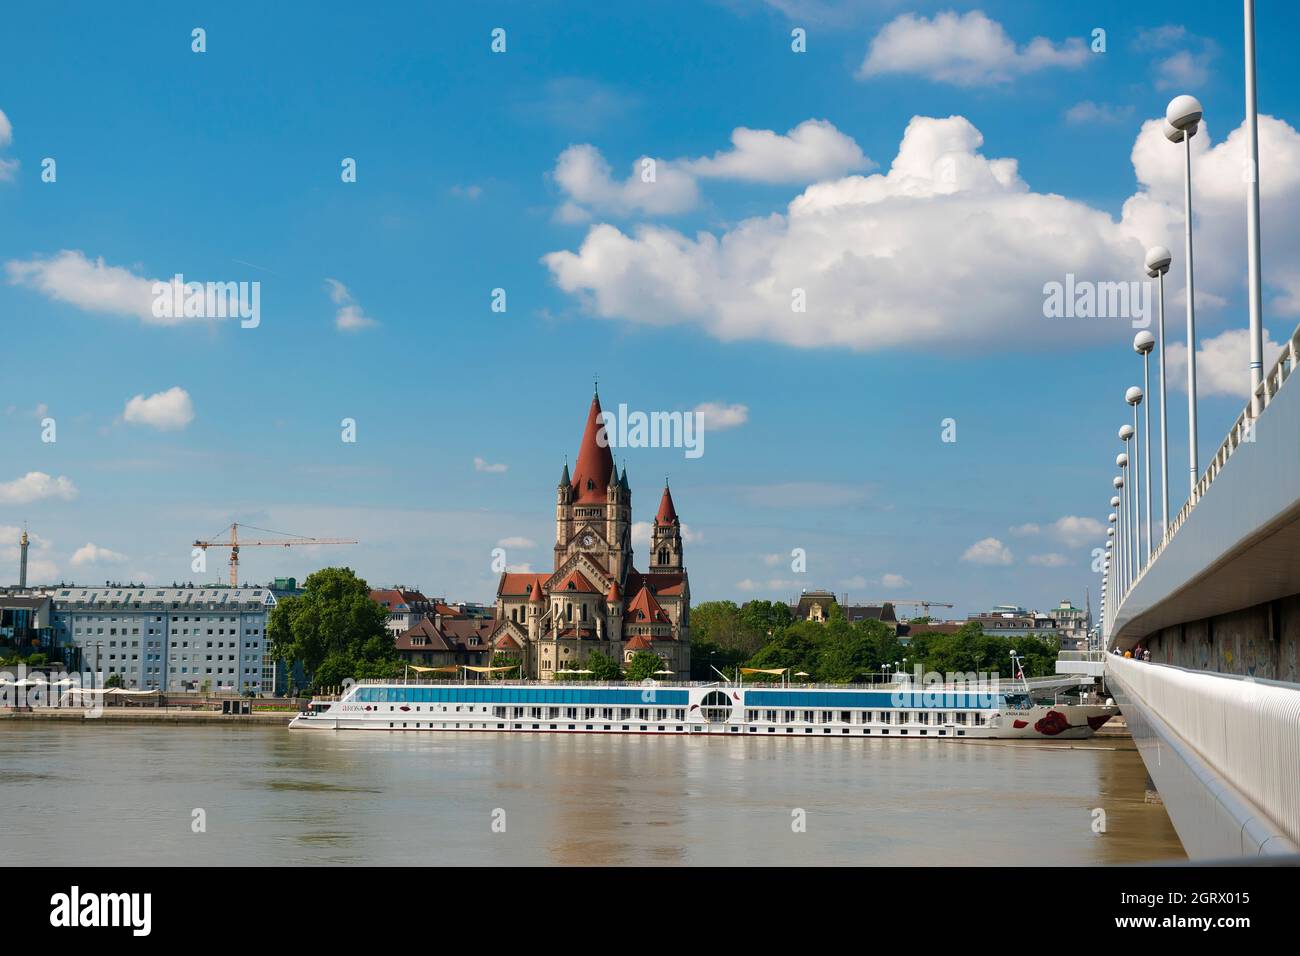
290;676;1116;740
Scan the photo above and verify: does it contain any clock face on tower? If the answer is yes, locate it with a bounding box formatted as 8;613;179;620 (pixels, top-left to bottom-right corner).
581;534;594;548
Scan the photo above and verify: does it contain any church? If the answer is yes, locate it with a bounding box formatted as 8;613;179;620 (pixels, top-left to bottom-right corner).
490;391;692;679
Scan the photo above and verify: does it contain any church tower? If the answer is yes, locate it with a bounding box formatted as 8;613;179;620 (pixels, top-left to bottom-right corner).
556;390;633;585
650;481;683;571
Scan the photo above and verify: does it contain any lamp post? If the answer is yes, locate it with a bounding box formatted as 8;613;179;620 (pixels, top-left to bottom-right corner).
1119;436;1133;584
1109;493;1121;608
1105;540;1115;622
1134;335;1155;557
1113;475;1126;594
1166;94;1203;494
1244;0;1265;417
1145;245;1172;534
1125;388;1144;571
1107;521;1117;605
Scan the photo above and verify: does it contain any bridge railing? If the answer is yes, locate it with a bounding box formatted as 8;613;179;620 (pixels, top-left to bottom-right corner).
1111;321;1300;637
1106;654;1300;854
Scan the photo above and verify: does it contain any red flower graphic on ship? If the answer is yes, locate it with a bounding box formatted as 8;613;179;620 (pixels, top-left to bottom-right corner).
1034;710;1074;735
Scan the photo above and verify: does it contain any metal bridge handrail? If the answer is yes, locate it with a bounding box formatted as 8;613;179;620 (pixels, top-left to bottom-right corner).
1106;654;1300;853
1111;322;1300;638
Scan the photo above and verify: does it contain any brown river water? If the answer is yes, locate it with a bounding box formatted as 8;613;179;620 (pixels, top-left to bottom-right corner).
0;723;1184;865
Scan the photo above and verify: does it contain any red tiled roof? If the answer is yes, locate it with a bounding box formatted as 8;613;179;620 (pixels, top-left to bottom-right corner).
529;581;544;603
626;585;669;624
572;393;614;503
606;580;620;602
498;572;548;596
494;632;521;650
556;570;599;594
624;569;685;598
625;634;654;651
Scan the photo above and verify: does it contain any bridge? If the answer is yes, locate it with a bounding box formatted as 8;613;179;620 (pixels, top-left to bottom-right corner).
1093;319;1300;859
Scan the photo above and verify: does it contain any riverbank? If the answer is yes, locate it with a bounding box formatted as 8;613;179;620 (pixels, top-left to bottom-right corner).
0;707;294;725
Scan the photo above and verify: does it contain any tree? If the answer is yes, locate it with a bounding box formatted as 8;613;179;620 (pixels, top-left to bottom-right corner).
624;651;663;682
267;567;399;691
490;652;521;679
105;672;125;689
584;649;622;681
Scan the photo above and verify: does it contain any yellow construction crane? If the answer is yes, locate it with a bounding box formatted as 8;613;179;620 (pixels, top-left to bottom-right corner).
193;522;358;587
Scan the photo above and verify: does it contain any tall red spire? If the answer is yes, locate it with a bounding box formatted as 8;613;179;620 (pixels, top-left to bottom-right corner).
572;392;614;503
656;481;678;525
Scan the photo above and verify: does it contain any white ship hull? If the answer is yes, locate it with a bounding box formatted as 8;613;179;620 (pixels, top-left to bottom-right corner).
289;681;1116;741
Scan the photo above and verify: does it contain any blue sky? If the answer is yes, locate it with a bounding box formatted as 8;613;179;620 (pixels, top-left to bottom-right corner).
3;1;1299;616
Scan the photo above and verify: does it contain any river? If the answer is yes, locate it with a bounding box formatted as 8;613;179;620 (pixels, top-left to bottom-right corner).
1;723;1184;865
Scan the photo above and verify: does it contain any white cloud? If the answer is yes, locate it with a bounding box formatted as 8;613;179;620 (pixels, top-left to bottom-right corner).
552;144;699;219
858;11;1088;86
71;543;128;567
1165;328;1285;399
474;457;507;473
5;250;173;323
0;472;78;505
496;536;536;549
546;114;1138;351
961;537;1013;566
685;119;870;183
546;110;1300;353
762;553;783;567
123;387;195;431
1009;522;1040;536
551;120;868;218
1050;516;1105;548
1028;553;1069;567
0;107;16;182
325;278;377;332
1156;50;1212;91
693;401;749;431
451;184;482;200
1136;24;1217;92
881;572;910;589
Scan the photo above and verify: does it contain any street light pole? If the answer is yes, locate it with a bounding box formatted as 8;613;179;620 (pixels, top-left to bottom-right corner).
1244;0;1265;417
1146;246;1173;533
1114;474;1127;594
1166;95;1204;495
1134;336;1155;558
1125;389;1144;572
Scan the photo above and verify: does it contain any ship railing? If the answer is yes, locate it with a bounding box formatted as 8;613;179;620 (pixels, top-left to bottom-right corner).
1110;321;1300;643
353;677;1016;691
